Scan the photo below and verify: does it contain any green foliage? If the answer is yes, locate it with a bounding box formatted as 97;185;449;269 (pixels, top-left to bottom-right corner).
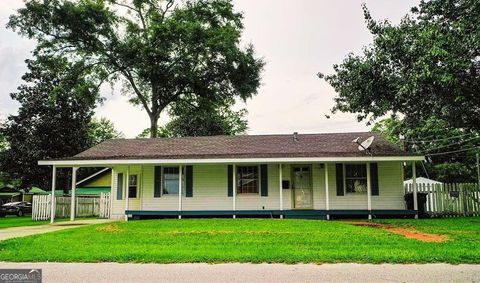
0;57;100;189
371;116;403;144
8;0;264;137
372;116;479;182
138;97;248;138
322;0;480;131
88;117;124;145
0;218;479;263
0;127;7;152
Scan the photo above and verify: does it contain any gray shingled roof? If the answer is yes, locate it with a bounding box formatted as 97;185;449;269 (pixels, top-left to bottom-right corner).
68;132;412;160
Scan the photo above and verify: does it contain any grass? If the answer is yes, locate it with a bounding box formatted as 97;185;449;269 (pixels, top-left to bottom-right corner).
0;216;51;229
0;217;479;263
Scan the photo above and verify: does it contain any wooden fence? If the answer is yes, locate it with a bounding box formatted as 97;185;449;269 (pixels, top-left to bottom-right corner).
32;193;111;221
404;183;480;216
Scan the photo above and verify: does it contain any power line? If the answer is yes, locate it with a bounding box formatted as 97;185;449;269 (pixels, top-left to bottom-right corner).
405;132;476;143
425;146;480;156
419;135;480;153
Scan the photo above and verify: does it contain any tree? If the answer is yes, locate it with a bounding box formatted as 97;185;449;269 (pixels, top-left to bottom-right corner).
8;0;264;138
0;127;7;153
0;57;99;189
320;0;480;131
137;98;248;138
372;116;479;183
88;117;124;145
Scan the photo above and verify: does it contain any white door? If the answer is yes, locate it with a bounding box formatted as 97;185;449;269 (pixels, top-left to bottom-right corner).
292;166;313;209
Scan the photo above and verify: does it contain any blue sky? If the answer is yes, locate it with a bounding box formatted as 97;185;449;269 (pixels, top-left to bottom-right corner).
0;0;419;137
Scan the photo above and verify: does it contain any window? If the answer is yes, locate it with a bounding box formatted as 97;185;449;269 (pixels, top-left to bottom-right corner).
237;166;259;194
129;175;138;198
162;167;185;195
345;164;367;193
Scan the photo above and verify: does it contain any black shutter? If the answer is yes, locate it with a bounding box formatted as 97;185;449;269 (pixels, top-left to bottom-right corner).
154;166;162;197
260;164;268;196
371;163;379;196
335;163;344;196
227;165;233;197
116;173;123;200
186;165;193;197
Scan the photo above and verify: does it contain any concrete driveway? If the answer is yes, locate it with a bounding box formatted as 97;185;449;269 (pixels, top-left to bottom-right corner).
0;219;116;241
0;263;478;283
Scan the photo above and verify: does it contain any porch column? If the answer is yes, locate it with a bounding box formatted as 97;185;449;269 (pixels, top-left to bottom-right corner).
178;165;183;219
325;163;330;220
110;168;115;219
50;165;57;223
279;164;283;219
70;167;78;221
412;162;418;219
125;166;130;221
232;164;236;219
366;163;372;220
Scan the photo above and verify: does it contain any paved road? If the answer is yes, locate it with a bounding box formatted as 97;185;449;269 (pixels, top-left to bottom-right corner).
0;263;478;283
0;219;115;241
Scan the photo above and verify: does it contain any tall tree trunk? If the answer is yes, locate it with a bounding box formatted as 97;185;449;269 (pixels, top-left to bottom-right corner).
150;114;158;138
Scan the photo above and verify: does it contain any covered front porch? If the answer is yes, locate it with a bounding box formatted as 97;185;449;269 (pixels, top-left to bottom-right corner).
43;157;424;222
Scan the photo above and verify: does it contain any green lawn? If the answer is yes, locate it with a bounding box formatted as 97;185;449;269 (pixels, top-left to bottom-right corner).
0;217;479;263
0;216;51;229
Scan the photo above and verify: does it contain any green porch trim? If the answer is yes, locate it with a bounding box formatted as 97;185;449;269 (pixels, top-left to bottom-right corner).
125;209;417;218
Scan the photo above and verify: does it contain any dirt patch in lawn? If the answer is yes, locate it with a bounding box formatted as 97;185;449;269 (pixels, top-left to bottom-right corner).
96;224;124;233
346;221;448;243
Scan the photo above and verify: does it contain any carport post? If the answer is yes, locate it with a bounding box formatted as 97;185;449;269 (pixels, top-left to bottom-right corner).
50;165;56;223
70;167;78;221
279;164;283;219
412;162;418;219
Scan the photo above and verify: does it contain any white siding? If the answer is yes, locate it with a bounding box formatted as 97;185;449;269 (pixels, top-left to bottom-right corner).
182;164;231;210
373;162;405;209
327;162;405;210
109;161;405;217
141;165;178;210
110;165;142;218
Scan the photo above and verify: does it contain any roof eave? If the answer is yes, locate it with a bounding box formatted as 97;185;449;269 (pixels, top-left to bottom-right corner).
38;155;425;167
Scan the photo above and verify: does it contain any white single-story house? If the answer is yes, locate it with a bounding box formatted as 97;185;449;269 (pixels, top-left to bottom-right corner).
39;132;425;221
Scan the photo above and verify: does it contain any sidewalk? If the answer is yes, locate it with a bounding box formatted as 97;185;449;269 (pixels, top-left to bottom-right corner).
0;263;478;283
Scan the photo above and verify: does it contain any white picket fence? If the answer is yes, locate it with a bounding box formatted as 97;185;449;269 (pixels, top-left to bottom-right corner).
404;183;480;216
99;192;111;219
32;194;53;221
32;193;111;221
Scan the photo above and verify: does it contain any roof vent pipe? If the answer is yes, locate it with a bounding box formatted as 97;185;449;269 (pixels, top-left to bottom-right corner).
293;132;298;142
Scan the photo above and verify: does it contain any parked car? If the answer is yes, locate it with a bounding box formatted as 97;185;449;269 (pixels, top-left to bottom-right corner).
0;201;32;217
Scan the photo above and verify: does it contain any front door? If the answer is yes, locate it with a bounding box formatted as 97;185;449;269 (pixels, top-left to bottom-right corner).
292;166;313;209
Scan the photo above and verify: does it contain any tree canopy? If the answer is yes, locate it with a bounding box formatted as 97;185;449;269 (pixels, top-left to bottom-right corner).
88;117;124;145
138;95;248;138
0;57;99;189
8;0;264;138
372;116;479;182
0;57;122;189
321;0;480;131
